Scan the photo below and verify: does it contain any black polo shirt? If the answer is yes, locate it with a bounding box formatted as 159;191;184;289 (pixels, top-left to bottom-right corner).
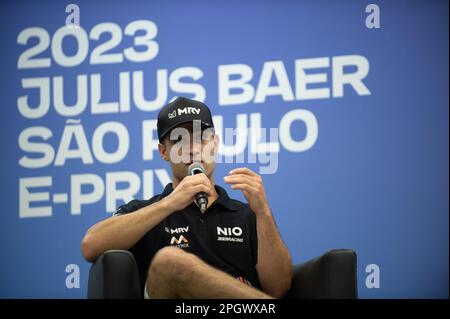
114;183;261;295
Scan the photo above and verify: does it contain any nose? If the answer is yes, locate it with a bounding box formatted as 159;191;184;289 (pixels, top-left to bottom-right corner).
190;138;202;161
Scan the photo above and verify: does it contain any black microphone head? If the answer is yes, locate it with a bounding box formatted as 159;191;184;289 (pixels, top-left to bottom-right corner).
187;162;205;176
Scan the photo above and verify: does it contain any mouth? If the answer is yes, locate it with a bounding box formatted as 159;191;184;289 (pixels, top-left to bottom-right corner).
185;160;204;166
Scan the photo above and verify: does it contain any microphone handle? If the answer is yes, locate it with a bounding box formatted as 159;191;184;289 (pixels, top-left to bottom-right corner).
195;191;208;213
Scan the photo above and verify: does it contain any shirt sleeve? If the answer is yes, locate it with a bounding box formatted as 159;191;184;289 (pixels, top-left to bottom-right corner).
113;199;152;216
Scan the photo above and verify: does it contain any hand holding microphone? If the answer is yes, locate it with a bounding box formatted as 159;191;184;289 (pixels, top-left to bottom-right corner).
162;163;212;213
187;162;209;213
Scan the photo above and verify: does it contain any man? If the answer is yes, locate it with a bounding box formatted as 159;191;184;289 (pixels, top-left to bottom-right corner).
81;97;293;298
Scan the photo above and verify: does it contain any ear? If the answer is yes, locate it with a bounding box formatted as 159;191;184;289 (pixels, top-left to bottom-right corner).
158;142;170;161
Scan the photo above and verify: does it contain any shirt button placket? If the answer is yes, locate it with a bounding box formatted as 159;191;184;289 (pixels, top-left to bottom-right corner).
198;216;207;235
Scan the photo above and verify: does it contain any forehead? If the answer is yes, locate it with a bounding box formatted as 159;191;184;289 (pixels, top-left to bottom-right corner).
165;122;214;142
177;122;195;130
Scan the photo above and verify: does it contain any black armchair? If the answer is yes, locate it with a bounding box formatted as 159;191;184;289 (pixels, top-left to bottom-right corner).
87;249;357;299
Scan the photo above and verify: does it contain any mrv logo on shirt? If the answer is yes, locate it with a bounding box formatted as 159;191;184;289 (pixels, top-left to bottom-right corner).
217;226;244;243
165;226;189;234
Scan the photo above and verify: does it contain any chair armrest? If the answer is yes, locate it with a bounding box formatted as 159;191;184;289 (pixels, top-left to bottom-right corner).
284;249;358;299
87;250;142;299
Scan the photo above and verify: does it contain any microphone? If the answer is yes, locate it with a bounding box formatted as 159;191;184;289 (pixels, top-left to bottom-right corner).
187;162;208;213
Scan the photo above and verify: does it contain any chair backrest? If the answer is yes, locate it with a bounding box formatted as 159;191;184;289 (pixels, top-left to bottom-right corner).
285;249;358;299
88;250;142;299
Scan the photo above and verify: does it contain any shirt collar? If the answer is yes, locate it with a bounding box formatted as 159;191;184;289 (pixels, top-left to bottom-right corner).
159;183;238;211
214;184;239;211
160;183;174;198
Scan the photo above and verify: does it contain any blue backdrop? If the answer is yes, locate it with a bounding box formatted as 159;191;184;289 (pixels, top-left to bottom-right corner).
0;0;448;298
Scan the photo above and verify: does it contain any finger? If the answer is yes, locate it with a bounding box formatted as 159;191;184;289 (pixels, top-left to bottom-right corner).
224;174;260;184
196;173;212;186
229;167;257;177
224;175;256;185
230;183;258;194
187;174;211;187
193;184;212;196
229;168;262;184
184;180;212;196
188;172;207;180
227;176;264;194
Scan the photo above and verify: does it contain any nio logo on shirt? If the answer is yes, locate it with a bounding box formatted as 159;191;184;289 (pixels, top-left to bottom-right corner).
170;235;189;248
217;226;244;243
